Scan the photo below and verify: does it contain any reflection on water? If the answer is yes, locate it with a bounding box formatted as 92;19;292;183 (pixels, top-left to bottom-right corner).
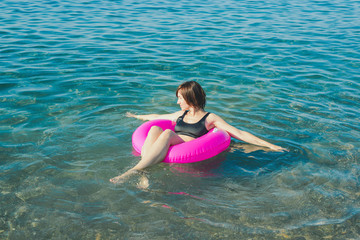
1;0;360;238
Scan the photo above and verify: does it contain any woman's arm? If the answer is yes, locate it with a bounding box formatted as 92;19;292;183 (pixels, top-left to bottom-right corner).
209;113;286;152
126;111;183;121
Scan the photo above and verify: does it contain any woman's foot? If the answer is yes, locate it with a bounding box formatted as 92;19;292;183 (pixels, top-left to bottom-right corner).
109;169;138;184
137;175;150;189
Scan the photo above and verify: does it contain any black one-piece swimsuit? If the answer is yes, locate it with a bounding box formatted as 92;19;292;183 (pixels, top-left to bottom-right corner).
174;110;211;138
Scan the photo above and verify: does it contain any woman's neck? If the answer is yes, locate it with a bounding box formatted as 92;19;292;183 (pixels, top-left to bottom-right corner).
187;107;204;117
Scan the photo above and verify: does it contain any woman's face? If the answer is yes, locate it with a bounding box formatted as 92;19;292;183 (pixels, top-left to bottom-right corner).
177;92;190;110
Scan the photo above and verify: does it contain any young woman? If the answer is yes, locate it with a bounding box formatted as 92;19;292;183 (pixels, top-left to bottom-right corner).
110;81;286;183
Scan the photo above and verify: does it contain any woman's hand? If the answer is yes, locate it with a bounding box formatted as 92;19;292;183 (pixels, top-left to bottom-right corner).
126;112;137;118
126;112;154;121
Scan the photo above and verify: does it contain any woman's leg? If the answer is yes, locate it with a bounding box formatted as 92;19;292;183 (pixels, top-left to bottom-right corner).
110;126;164;183
141;126;163;157
110;129;184;183
133;129;184;170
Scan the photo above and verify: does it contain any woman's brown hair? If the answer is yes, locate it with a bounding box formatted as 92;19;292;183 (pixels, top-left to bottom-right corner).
176;81;206;109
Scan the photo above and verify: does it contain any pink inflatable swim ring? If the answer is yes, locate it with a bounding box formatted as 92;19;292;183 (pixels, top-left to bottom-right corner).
132;119;231;164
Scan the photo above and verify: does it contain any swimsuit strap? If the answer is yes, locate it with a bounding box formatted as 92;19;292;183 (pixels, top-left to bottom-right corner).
181;110;189;118
199;112;210;122
179;110;210;123
176;110;188;123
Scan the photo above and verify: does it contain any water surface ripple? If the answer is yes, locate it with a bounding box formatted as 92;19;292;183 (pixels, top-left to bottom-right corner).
1;0;359;239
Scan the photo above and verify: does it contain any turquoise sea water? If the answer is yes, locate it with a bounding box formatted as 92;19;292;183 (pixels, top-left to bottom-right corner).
1;0;359;239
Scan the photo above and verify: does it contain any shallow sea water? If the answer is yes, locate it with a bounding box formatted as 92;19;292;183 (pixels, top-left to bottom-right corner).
1;0;359;239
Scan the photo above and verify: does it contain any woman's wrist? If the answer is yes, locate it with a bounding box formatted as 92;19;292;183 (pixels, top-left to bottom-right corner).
126;112;139;119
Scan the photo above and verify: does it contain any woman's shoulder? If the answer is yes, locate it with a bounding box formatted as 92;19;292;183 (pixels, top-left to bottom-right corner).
174;110;185;116
165;110;184;121
206;112;221;121
205;112;223;129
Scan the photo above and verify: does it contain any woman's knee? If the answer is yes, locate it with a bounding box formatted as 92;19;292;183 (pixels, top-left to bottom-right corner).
148;126;163;135
158;129;174;141
164;129;175;136
150;125;162;131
